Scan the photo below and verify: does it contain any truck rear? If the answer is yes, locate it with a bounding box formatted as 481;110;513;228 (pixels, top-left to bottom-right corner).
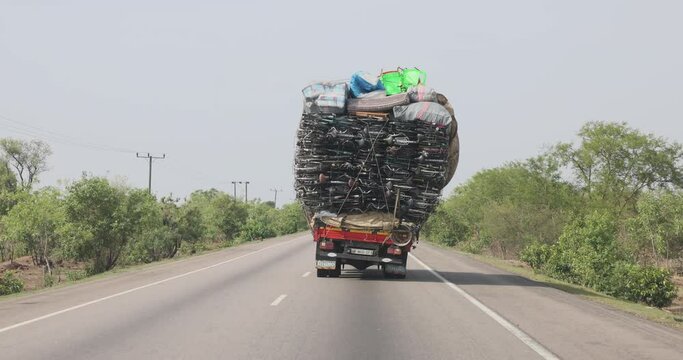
311;213;416;278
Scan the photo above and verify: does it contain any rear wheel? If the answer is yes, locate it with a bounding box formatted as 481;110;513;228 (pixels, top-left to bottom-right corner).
383;264;407;279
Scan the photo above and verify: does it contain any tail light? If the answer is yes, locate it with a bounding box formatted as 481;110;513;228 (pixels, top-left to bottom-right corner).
319;240;334;250
387;246;402;256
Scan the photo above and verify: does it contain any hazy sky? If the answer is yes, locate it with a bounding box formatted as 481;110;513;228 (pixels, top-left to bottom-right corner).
1;1;681;204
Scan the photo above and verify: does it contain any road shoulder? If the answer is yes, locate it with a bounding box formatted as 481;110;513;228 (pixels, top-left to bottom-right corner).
422;240;683;331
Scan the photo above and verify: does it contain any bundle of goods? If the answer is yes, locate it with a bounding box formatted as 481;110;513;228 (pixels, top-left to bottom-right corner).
295;68;459;228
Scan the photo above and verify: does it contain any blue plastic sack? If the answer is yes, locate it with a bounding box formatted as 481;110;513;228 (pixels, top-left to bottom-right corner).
349;72;384;98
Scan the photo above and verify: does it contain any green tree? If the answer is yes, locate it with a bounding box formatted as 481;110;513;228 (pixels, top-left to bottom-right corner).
0;159;17;193
184;189;223;239
211;194;248;241
627;190;683;264
425;162;578;256
0;138;51;190
124;191;179;263
62;177;142;273
1;189;65;273
552;122;683;213
177;203;204;251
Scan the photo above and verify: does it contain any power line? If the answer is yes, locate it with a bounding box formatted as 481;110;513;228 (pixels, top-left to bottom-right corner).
0;113;138;154
136;152;166;193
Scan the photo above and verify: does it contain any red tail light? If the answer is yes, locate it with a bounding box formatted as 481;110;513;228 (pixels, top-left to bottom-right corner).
319;240;334;250
387;246;402;256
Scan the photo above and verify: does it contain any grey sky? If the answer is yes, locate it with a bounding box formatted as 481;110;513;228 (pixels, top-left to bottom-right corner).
1;0;681;204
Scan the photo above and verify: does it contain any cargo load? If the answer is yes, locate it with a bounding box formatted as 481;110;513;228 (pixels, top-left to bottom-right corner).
294;68;459;278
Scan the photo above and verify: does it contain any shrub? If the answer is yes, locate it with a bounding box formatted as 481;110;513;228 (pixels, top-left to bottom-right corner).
43;272;55;287
274;203;308;235
178;205;203;247
605;262;677;307
239;204;277;241
635;266;678;307
65;269;87;282
459;237;489;255
2;189;66;266
520;242;552;270
63;179;164;273
127;226;180;264
212;195;248;240
0;271;24;295
544;211;622;287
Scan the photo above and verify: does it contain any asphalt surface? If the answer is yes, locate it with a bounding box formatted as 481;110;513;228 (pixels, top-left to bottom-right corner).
1;232;683;360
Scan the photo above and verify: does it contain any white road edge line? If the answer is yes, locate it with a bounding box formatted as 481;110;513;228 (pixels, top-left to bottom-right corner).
409;253;560;360
302;271;311;278
270;294;287;306
0;238;299;334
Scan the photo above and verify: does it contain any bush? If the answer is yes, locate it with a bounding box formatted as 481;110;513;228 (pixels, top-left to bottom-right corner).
520;242;552;270
274;203;308;235
127;226;180;264
0;271;24;295
178;205;203;247
63;179;165;273
544;211;622;287
239;204;277;241
605;262;677;307
2;189;66;266
65;269;87;282
43;272;55;287
212;195;248;240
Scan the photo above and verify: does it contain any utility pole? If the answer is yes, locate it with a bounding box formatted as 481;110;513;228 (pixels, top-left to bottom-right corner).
136;152;166;193
231;181;238;199
270;187;282;207
238;181;250;202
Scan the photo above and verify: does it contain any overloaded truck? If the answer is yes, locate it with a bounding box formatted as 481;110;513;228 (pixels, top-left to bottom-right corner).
294;68;459;278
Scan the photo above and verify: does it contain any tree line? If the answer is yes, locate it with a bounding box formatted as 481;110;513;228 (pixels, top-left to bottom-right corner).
0;138;308;295
425;121;683;307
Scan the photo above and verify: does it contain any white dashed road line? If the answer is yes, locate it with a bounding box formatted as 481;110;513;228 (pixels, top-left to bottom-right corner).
270;294;287;306
0;239;297;334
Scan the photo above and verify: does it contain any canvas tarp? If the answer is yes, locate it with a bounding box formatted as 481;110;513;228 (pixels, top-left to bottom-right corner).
313;211;401;231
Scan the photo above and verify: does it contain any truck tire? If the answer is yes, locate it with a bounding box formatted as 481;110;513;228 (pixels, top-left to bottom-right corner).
383;264;407;279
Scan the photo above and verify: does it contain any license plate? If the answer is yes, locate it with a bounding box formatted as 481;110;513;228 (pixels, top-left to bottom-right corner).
316;260;336;269
350;248;374;256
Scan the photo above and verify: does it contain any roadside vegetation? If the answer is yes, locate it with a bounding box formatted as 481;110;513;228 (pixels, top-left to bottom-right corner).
0;138;308;296
425;121;683;309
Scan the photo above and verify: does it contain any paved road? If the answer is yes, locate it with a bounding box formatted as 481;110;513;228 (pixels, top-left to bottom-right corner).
1;233;682;359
